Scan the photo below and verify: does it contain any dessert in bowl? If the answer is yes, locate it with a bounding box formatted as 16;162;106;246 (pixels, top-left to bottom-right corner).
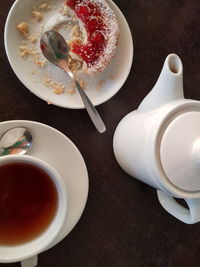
64;0;119;75
5;0;133;108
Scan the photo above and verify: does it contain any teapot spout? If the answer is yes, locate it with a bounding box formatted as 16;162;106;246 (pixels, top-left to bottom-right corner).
138;54;184;112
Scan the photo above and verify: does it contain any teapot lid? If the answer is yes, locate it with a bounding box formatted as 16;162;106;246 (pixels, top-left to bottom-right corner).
160;111;200;192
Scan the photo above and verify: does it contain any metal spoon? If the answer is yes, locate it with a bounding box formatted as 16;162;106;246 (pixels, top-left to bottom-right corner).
40;30;106;133
0;127;32;156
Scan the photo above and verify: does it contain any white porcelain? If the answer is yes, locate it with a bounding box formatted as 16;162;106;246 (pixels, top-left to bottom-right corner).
113;54;200;224
0;120;89;265
0;154;68;266
4;0;133;109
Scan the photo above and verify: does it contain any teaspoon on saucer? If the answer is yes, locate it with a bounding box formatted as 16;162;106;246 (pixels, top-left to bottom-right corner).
0;127;32;156
40;30;106;134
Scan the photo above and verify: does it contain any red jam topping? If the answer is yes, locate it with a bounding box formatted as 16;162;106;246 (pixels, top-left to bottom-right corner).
65;0;107;66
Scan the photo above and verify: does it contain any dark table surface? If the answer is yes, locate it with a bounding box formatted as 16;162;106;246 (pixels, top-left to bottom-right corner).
1;0;200;266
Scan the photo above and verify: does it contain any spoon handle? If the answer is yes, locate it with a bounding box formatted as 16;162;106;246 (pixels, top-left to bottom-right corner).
74;80;106;133
59;60;106;133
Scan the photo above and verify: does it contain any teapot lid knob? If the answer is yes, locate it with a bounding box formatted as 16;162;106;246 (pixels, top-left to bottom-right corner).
160;111;200;192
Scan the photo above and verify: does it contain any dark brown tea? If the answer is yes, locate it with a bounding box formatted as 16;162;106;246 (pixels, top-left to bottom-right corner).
0;162;58;245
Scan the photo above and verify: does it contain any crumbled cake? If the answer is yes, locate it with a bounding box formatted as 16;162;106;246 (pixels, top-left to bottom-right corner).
43;75;85;95
68;55;83;73
71;25;83;40
17;33;47;67
43;77;65;94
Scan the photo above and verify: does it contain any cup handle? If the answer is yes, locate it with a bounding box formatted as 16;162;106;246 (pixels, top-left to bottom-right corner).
157;190;200;224
21;256;38;267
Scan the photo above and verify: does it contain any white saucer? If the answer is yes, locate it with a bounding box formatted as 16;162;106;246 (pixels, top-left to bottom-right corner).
0;120;89;248
4;0;133;109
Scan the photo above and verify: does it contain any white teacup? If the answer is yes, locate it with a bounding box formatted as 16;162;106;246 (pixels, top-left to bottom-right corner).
0;155;68;267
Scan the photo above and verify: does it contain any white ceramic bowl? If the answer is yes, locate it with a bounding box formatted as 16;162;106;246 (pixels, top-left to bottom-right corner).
4;0;133;109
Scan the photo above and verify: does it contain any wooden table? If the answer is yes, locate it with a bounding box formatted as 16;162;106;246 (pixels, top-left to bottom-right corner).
1;0;200;266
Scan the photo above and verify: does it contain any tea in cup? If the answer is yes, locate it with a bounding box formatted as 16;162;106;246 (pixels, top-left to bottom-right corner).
0;155;67;266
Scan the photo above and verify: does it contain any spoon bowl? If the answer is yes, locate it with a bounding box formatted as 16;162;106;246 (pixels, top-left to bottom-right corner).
0;127;32;156
40;30;68;65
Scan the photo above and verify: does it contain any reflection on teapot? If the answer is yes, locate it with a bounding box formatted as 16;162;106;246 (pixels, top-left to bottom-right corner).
113;54;200;224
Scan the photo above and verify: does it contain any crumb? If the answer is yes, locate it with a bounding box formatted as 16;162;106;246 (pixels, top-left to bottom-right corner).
66;88;75;94
43;77;65;94
31;70;37;75
28;36;37;43
30;48;40;62
35;60;47;68
47;101;53;105
19;41;47;67
68;57;83;73
109;75;114;80
32;10;43;21
16;22;29;37
39;3;52;10
53;87;64;95
33;80;37;83
19;45;31;58
43;77;51;87
43;76;79;95
79;79;85;88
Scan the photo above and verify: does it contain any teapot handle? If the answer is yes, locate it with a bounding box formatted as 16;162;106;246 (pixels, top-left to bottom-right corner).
157;190;200;224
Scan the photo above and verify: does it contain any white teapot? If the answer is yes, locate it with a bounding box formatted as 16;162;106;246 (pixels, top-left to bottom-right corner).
113;54;200;224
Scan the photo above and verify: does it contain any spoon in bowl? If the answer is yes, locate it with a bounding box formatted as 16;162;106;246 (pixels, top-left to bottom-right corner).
40;30;106;133
0;127;32;156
